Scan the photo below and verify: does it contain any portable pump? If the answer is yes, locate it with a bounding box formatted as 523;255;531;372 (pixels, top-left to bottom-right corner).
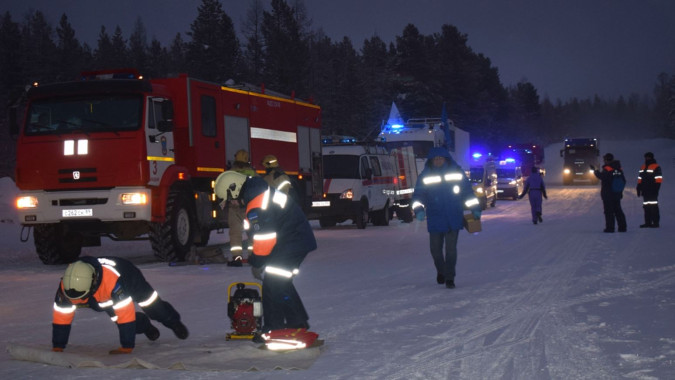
226;282;262;340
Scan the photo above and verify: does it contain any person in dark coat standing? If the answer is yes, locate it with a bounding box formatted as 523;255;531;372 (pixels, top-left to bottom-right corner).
215;171;316;334
411;147;481;289
636;151;662;228
591;153;627;233
519;166;548;224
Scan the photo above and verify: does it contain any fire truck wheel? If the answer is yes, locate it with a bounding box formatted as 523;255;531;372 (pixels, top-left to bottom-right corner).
150;191;195;262
355;202;369;229
34;224;82;265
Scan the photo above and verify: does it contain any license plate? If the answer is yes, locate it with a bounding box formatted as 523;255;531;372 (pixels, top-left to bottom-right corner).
62;209;93;217
312;201;330;207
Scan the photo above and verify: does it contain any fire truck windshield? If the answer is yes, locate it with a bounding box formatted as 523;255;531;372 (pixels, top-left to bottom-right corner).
25;94;143;135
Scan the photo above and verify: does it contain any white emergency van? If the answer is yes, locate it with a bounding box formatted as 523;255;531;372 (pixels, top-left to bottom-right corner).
312;142;399;229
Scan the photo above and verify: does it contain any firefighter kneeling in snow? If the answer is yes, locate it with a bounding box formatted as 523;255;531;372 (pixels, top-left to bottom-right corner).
215;171;318;349
52;256;189;354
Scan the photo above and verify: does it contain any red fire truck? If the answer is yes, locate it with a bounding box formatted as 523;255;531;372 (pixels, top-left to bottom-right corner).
12;69;322;265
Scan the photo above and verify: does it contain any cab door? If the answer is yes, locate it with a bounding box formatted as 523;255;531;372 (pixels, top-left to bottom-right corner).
146;97;175;186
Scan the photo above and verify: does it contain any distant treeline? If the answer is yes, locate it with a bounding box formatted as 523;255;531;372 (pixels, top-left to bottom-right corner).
1;0;674;157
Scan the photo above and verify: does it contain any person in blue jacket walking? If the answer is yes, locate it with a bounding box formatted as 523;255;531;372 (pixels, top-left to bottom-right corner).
519;166;548;224
412;147;481;289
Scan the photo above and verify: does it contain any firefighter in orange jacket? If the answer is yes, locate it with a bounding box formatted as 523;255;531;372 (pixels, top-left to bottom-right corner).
52;256;189;354
215;171;316;333
637;151;662;228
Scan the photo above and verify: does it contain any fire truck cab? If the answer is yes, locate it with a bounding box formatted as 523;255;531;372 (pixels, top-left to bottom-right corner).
12;69;322;264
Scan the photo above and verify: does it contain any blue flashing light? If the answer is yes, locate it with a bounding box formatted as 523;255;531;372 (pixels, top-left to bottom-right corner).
391;124;403;129
472;152;483;159
505;158;516;163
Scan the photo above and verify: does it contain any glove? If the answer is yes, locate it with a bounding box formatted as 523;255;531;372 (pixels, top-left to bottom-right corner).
415;209;426;221
109;347;133;355
636;187;642;197
251;266;264;281
52;347;64;352
543;195;548;200
472;209;481;220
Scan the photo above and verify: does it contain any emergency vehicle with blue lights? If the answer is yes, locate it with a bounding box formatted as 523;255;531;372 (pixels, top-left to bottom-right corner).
502;143;545;177
12;69;322;265
468;152;498;210
495;158;524;200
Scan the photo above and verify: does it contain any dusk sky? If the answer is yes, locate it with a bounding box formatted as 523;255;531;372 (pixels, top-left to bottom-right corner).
3;0;675;102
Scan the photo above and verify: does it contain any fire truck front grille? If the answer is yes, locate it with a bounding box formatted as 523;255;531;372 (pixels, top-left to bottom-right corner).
57;198;108;206
58;168;97;183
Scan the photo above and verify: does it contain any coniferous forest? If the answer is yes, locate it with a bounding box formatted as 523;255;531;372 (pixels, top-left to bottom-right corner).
1;0;674;178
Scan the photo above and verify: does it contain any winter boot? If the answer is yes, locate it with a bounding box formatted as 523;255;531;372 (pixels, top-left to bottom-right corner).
436;273;445;284
227;255;243;267
537;212;543;223
168;320;189;339
445;280;456;289
145;324;160;341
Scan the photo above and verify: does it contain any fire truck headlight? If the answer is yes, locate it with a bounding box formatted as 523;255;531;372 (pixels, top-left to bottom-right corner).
509;180;516;185
16;196;38;209
588;169;594;174
121;193;148;205
475;187;484;194
563;168;571;174
340;189;353;200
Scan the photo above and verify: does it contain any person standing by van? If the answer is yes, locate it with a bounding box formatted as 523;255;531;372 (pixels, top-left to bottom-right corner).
519;166;548;224
411;147;481;289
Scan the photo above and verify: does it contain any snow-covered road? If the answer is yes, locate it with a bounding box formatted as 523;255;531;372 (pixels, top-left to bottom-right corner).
1;139;674;379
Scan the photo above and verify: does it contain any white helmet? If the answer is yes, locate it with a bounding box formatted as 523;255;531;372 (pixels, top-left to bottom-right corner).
62;261;95;299
215;170;248;200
